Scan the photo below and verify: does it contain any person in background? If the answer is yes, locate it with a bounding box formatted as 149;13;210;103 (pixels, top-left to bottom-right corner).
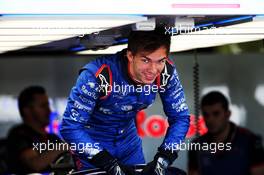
7;86;66;174
188;91;264;175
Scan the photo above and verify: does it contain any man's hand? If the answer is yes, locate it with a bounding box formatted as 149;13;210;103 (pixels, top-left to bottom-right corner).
141;147;178;175
20;147;67;172
90;150;135;175
141;157;170;175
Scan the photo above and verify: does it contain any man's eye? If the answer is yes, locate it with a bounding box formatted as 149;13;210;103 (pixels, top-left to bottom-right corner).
159;60;166;63
213;112;220;117
142;59;149;63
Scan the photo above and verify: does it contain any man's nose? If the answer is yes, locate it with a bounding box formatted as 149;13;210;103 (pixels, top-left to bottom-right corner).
205;115;214;123
149;62;159;74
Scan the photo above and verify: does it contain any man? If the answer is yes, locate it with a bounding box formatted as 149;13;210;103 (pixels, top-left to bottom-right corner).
60;28;190;175
7;86;66;173
188;91;264;175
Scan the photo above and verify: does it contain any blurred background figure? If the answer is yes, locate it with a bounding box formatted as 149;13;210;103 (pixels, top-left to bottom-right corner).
188;91;264;175
7;86;67;174
0;138;8;174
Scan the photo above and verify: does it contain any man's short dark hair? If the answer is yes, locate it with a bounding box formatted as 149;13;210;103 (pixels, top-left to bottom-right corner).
201;91;229;111
128;27;171;55
18;86;46;118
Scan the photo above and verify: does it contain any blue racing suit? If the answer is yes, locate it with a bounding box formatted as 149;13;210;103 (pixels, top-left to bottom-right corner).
60;49;190;170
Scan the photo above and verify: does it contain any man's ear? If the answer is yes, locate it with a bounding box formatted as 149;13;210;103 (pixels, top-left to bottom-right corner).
126;50;134;62
226;110;231;119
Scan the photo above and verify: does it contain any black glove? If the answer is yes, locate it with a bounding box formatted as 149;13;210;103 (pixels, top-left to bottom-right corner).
141;147;178;175
89;150;135;175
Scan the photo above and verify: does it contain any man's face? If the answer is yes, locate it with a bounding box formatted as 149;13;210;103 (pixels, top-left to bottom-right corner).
202;103;230;135
127;47;167;84
29;94;51;127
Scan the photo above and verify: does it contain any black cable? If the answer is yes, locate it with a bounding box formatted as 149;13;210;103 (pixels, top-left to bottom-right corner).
193;49;200;138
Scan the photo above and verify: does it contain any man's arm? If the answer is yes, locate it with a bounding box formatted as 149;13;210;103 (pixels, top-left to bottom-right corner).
19;148;65;172
251;167;264;175
60;67;103;157
250;135;264;175
159;64;190;151
142;62;190;175
188;147;200;175
8;130;67;172
189;169;200;175
60;65;134;175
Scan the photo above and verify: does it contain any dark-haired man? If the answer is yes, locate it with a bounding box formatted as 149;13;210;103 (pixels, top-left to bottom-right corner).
7;86;65;173
60;28;190;175
188;91;264;175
